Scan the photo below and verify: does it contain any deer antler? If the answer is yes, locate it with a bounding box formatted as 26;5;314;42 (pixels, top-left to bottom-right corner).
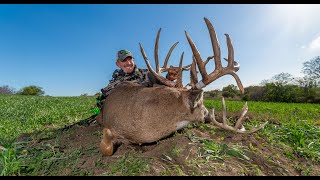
207;97;268;134
186;17;267;133
187;55;214;89
185;17;244;93
140;28;190;88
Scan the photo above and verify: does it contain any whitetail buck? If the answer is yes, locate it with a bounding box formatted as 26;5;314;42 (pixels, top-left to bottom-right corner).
99;17;267;156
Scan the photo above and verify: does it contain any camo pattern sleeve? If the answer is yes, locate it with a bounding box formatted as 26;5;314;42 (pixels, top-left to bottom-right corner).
100;66;163;98
100;69;126;97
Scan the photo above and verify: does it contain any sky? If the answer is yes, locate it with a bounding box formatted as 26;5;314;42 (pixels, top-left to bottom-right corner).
1;4;320;96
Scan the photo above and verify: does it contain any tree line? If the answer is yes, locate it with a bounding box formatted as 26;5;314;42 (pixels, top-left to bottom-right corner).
206;56;320;103
0;85;45;96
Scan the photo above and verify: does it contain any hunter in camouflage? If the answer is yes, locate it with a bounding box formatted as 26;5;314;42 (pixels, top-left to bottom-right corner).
96;65;160;109
93;49;177;122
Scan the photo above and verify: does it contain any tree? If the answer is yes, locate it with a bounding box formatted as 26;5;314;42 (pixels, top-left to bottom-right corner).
222;84;239;98
272;72;294;85
259;73;302;103
17;85;45;96
243;86;265;101
302;56;320;85
260;73;294;86
0;85;15;94
205;89;219;99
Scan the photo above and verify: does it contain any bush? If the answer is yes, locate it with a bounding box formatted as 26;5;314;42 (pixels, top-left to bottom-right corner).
0;85;15;95
16;85;45;96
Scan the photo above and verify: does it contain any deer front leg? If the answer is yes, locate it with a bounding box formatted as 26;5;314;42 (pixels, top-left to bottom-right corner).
100;128;114;156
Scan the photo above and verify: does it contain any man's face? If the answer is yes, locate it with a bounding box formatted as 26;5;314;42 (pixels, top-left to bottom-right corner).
116;56;135;74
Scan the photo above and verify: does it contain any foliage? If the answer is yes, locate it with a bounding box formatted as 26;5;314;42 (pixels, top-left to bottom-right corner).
262;83;301;103
207;90;219;98
0;94;96;140
0;86;15;95
302;56;320;85
222;84;240;98
242;86;264;101
16;86;45;96
241;72;320;103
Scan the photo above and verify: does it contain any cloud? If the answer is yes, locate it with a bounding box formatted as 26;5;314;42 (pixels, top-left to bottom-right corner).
308;35;320;51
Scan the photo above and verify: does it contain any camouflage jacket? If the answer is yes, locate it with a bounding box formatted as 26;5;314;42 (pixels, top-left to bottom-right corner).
100;65;160;99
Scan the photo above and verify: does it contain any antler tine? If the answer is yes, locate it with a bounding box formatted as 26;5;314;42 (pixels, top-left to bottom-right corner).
224;33;244;94
224;58;239;72
160;42;179;73
187;55;211;89
187;55;213;87
182;64;191;71
154;28;180;74
208;97;268;134
230;72;244;94
185;30;208;85
188;56;198;89
224;34;234;68
154;28;161;73
205;56;214;66
139;42;176;87
204;17;222;70
221;95;228;126
175;52;184;88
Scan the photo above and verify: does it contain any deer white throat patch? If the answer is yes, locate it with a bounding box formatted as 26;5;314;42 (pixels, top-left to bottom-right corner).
176;121;190;130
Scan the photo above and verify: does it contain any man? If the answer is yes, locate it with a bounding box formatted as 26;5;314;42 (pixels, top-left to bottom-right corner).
93;49;178;124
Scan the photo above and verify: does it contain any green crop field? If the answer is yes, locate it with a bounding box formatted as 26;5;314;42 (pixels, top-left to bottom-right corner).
0;94;96;140
0;94;320;176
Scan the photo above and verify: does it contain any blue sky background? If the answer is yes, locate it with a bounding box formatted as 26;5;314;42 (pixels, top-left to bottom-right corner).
1;4;320;96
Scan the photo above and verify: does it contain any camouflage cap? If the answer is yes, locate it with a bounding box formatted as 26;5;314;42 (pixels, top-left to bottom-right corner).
116;49;133;62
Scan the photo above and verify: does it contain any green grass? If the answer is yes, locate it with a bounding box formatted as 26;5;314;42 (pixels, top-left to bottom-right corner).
205;99;320;161
0;94;96;140
103;151;151;176
205;99;320;163
0;95;320;175
0;94;96;176
204;99;320;120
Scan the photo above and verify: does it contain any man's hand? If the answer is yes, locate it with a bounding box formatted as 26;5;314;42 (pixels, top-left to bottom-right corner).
166;67;179;81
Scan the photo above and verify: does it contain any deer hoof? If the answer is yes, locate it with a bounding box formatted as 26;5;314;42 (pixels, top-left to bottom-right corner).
100;140;113;156
100;128;114;156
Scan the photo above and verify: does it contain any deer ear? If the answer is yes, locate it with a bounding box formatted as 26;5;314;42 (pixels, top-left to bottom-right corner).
188;90;203;110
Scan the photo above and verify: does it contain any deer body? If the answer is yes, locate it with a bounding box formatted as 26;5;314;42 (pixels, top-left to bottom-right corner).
99;17;267;156
102;81;207;144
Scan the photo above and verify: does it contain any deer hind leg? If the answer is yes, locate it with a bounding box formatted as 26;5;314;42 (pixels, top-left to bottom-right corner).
100;128;114;156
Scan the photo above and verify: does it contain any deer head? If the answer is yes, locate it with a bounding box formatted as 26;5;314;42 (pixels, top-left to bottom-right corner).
99;17;267;156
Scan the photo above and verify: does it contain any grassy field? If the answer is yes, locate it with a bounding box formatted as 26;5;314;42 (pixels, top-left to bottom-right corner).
0;94;95;140
0;94;320;176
